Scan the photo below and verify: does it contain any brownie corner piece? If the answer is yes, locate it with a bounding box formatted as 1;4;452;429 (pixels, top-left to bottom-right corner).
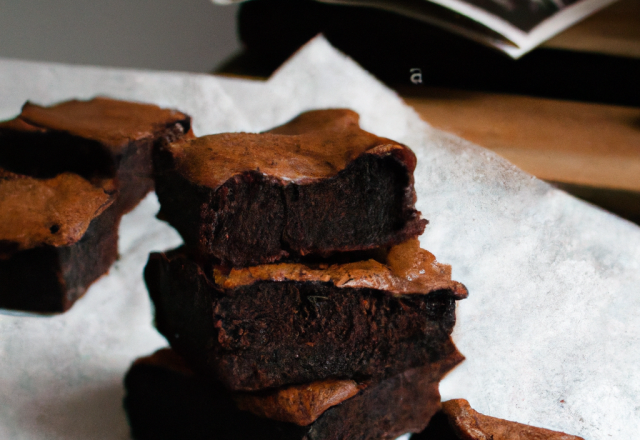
153;109;427;267
415;399;586;440
145;239;467;391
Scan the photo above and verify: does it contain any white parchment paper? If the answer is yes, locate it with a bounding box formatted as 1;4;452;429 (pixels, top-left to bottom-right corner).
1;37;638;440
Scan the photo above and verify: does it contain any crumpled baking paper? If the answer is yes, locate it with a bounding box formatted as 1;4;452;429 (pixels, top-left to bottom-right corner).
1;37;638;440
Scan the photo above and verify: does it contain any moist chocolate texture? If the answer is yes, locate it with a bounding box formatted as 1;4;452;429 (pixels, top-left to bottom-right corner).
0;97;191;313
144;241;467;391
416;399;585;440
123;347;463;440
153;109;427;267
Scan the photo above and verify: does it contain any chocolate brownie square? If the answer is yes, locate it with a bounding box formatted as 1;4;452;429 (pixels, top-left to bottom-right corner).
0;169;118;312
153;109;427;267
145;239;467;391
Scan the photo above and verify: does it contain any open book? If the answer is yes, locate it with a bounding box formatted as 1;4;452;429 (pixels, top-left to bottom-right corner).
214;0;618;58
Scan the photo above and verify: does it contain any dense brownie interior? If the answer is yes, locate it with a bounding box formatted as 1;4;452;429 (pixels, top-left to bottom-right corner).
0;124;115;180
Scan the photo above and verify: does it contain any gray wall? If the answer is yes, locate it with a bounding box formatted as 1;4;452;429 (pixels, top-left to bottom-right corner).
0;0;241;72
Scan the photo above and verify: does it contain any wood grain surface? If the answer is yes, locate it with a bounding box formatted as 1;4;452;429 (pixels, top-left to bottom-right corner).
403;87;640;192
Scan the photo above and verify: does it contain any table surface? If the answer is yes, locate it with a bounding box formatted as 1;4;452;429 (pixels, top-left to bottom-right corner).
401;87;640;193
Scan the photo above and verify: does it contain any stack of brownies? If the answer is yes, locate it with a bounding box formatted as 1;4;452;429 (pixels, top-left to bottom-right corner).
124;109;469;440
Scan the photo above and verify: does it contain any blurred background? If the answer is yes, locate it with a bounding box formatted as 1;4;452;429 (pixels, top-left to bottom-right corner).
0;0;240;72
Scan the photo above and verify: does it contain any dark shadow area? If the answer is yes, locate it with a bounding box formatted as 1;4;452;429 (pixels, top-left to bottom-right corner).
393;85;481;102
411;410;459;439
218;0;640;107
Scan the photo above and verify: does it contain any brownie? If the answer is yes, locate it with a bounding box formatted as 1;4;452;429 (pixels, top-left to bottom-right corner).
416;399;585;440
0;97;191;313
123;347;463;440
144;239;468;391
153;109;427;267
0;169;119;312
0;97;192;214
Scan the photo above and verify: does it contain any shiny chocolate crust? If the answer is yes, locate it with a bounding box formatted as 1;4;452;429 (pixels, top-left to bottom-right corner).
0;97;191;214
144;242;467;391
168;109;416;188
417;399;585;440
154;109;426;267
214;239;468;297
0;169;115;255
16;98;190;154
123;347;463;440
233;379;361;426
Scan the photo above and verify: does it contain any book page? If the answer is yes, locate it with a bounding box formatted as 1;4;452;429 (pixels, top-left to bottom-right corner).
427;0;619;56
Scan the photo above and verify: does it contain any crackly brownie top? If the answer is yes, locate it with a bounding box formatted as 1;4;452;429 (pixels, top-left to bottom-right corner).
214;239;468;298
234;379;362;426
0;97;191;154
165;109;417;188
0;169;115;255
440;399;585;440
